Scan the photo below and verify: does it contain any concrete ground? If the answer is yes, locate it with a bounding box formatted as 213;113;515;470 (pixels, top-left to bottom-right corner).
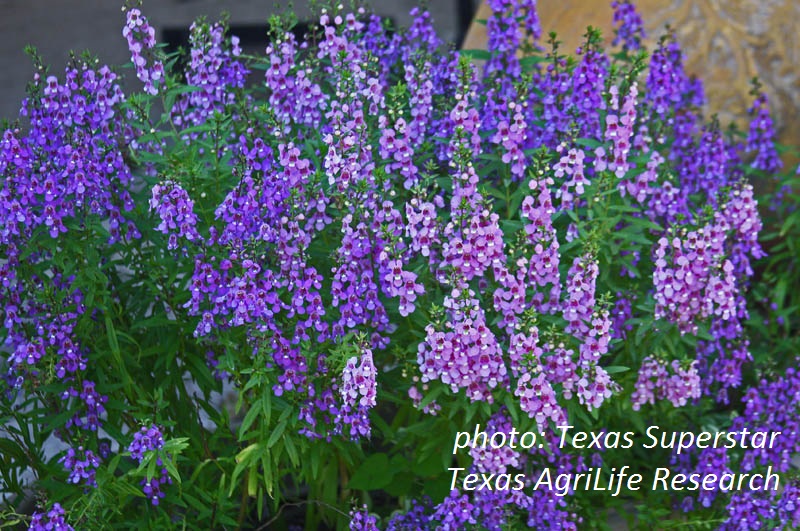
0;0;468;120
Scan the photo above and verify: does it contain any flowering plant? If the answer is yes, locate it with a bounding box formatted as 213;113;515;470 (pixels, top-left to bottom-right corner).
1;0;798;529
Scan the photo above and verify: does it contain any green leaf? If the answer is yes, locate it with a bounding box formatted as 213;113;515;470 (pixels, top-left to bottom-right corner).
238;404;262;439
502;394;520;425
183;492;208;514
348;453;393;490
418;385;444;409
412;448;444;478
247;466;258;497
460;49;491;61
162;455;182;485
146;454;157;481
520;55;548;69
575;137;603;149
163;437;190;452
229;443;261;496
266;419;287;448
260;391;272;429
283;432;299;467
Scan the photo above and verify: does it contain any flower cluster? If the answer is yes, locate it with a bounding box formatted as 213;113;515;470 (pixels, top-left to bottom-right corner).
418;291;508;403
653;223;736;335
349;505;380;530
674;368;800;526
122;7;164;95
602;83;637;179
59;446;101;487
511;330;567;430
149;180;200;250
745;92;782;174
128;425;171;505
338;346;378;438
630;356;701;410
28;503;74;531
611;0;646;50
172;19;249;129
1;64;135;245
0;54;142;501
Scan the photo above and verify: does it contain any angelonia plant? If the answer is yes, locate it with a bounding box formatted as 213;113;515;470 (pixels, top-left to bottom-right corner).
1;0;798;529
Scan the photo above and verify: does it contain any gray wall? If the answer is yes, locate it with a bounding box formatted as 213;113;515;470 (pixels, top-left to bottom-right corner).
0;0;463;120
